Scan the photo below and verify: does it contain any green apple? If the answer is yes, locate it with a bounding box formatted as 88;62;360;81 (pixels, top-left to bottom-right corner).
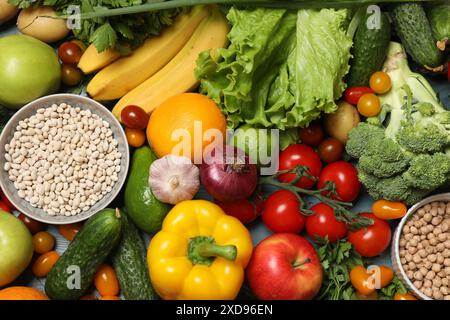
0;211;33;286
0;34;60;109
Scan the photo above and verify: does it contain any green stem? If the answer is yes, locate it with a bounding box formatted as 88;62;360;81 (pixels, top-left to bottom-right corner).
292;258;310;268
188;236;237;266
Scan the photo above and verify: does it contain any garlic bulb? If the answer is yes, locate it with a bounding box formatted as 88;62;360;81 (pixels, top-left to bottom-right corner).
149;155;200;205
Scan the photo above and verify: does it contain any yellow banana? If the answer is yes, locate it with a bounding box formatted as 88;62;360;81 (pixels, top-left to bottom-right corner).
112;6;229;121
87;5;211;101
77;44;121;74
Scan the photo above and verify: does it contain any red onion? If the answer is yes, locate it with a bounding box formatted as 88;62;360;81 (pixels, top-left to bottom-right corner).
200;145;258;202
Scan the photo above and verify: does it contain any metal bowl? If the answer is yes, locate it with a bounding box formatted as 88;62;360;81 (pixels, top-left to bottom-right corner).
0;94;129;224
391;192;450;300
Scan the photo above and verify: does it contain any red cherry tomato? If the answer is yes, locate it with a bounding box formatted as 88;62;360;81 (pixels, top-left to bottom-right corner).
58;41;83;65
305;202;348;243
317;161;360;202
262;190;305;234
344;87;374;105
348;213;392;257
278;144;322;189
0;188;14;210
121;105;149;130
215;195;263;225
0;200;10;213
18;213;45;234
299;121;324;146
318;138;344;164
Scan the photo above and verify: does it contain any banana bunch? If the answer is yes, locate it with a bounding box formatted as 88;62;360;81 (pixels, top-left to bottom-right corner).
79;5;229;123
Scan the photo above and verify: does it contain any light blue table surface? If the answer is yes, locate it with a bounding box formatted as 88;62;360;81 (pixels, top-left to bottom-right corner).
1;22;449;294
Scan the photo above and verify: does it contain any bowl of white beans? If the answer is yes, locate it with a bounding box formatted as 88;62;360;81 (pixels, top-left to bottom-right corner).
392;193;450;300
0;94;130;224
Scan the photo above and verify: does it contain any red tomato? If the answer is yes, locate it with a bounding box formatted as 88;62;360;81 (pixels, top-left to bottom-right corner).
121;105;149;130
58;41;83;65
18;213;45;235
344;87;374;105
278;144;322;189
305;203;348;243
262;190;305;234
348;213;392;257
318;138;344;163
215;196;263;224
299;121;324;146
0;188;14;210
317;161;360;202
0;200;10;212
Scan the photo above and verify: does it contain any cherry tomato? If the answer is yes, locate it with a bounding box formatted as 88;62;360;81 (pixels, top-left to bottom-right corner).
278;144;322;189
369;71;391;94
100;296;121;300
94;264;120;297
394;293;417;300
32;251;60;277
305;203;348;242
0;200;10;212
357;93;381;117
215;195;263;224
58;41;83;65
58;223;82;241
299;121;324;146
317;161;360;202
0;188;14;210
33;231;55;254
125;128;146;148
80;295;97;300
18;213;44;235
61;64;83;86
372;200;407;220
318;138;344;163
350;265;375;296
121;105;149;130
348;213;391;257
374;265;394;288
344;87;374;105
70;40;87;52
262;190;305;234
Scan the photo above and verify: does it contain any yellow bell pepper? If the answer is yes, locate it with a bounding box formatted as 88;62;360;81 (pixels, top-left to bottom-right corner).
147;200;253;300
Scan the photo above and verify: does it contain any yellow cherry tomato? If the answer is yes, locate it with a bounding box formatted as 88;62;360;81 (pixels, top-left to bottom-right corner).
125;127;146;148
372;200;407;220
33;231;55;254
394;292;417;300
94;264;120;297
357;93;381;117
370;71;392;94
32;251;60;277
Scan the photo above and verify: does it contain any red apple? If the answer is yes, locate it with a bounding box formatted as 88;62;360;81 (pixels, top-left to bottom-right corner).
246;233;323;300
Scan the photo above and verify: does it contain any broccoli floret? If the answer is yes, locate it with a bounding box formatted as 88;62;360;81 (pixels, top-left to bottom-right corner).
357;170;384;200
346;123;385;159
357;169;411;202
402;153;450;190
396;121;449;154
416;102;435;117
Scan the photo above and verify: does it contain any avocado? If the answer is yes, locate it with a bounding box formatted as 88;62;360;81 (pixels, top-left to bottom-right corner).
124;146;171;233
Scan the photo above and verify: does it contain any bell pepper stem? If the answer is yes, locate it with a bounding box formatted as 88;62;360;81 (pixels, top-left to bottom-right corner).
188;236;237;266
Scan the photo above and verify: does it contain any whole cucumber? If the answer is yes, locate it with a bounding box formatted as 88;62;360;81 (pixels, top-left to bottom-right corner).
390;3;443;68
426;2;450;43
112;210;158;300
347;11;391;87
45;209;122;300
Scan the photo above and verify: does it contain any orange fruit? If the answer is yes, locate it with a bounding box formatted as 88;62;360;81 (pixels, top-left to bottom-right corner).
0;286;48;300
147;93;227;162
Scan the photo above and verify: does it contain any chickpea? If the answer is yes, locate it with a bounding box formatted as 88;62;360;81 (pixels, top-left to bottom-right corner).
424;204;432;211
422;240;430;247
445;240;450;249
414;271;423;281
420;234;426;240
408;247;418;254
442;278;449;286
411;226;419;235
441;223;449;232
408;261;417;271
425;270;436;280
424;261;432;269
429;238;438;246
418;249;428;258
413;254;422;263
445;267;450;276
417;243;424;250
400;239;407;247
407;270;414;279
437;207;445;215
405;253;413;262
419;267;428;276
432;263;441;272
422;287;433;297
413;280;423;289
440;287;448;296
443;249;450;258
437;254;444;264
433;290;443;300
428;254;437;263
445;258;450;267
423;279;432;288
436;243;445;252
409;239;418;247
403;264;409;271
405;233;413;241
430;208;438;217
433;227;442;235
424;213;433;223
417;208;425;216
407;220;414;227
403;225;410;234
437;271;445;278
432;277;442;287
413;214;420;221
445;295;450;300
401;258;407;265
432;216;442;226
427;232;435;240
413;235;421;242
420;226;430;235
414;220;422;228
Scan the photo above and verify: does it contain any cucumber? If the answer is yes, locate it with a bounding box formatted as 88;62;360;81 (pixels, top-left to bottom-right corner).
347;12;391;87
45;209;122;300
112;210;158;300
426;2;450;43
390;3;443;68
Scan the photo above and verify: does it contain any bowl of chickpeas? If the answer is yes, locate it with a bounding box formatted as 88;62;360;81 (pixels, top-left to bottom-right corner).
392;193;450;300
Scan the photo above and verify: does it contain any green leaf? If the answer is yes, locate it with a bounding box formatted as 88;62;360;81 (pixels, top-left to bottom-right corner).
90;22;118;53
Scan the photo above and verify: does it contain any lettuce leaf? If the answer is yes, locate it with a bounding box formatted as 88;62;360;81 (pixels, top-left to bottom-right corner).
195;7;352;130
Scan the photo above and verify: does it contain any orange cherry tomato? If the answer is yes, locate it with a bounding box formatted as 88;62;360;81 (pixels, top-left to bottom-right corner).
58;223;82;241
394;292;417;300
32;251;60;277
125;128;146;148
369;71;392;94
357;93;381;117
80;295;97;300
94;264;120;297
370;265;394;288
100;296;121;300
356;291;378;300
372;199;407;220
350;265;375;296
33;231;55;254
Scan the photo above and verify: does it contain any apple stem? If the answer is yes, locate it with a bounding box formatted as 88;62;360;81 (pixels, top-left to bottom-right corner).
292;258;310;269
